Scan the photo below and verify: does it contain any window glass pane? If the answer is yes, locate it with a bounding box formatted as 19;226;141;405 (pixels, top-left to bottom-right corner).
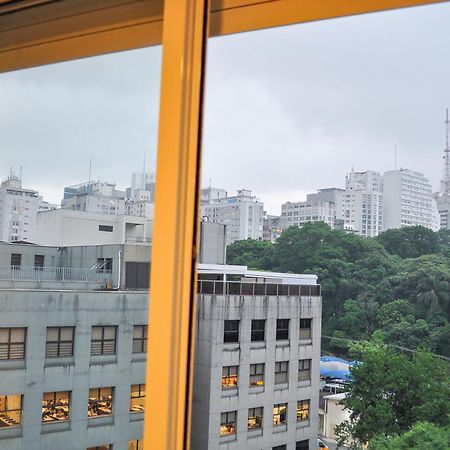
10;328;25;342
0;329;9;343
60;327;73;341
104;326;116;340
46;327;59;341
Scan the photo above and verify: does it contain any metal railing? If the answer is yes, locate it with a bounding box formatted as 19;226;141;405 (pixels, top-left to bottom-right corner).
197;280;321;297
0;265;113;284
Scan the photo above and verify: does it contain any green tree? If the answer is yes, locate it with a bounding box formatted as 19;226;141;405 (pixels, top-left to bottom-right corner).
226;239;273;269
336;339;450;447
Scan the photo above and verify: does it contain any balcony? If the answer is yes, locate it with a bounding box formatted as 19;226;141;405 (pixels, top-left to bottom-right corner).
197;280;320;297
0;265;114;290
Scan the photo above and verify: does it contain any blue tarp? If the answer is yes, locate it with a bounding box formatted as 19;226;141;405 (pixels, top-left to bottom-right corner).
320;368;352;380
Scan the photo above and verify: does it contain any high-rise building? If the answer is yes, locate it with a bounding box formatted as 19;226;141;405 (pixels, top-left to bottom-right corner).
192;264;321;450
0;172;55;243
383;169;434;230
335;170;383;237
281;200;336;230
201;189;264;245
62;180;126;215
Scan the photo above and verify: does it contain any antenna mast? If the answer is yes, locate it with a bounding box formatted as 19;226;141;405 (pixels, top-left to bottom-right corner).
440;109;450;196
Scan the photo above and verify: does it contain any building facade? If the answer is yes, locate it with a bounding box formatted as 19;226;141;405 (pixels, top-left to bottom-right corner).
383;169;434;230
201;189;264;245
192;265;322;450
281;200;335;230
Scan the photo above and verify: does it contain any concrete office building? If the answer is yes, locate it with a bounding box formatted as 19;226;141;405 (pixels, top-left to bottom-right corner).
62;181;126;215
201;189;264;245
192;265;322;450
200;187;228;205
0;173;56;243
335;171;383;237
125;173;155;220
281;200;335;230
383;169;434;230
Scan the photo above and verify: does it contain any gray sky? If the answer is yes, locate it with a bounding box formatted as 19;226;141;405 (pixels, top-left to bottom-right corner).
1;3;450;214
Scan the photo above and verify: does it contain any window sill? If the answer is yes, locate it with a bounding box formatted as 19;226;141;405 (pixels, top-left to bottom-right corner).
273;424;287;433
90;354;117;365
274;382;289;391
87;415;114;427
296;419;310;428
130;412;144;422
247;428;263;437
42;420;71;433
249;386;264;394
250;342;265;349
131;353;146;363
222;343;239;351
275;340;290;347
298;379;311;388
0;426;22;439
221;389;238;397
219;433;236;443
298;339;312;346
45;357;74;367
0;360;25;370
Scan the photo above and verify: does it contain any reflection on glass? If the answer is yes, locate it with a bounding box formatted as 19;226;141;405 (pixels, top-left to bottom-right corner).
221;366;238;390
42;391;70;422
273;403;287;426
128;440;144;450
130;384;145;412
249;363;264;387
88;387;113;417
297;399;310;421
220;411;237;436
247;407;263;430
0;395;22;427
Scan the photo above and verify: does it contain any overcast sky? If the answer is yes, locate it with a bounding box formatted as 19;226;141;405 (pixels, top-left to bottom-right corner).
1;3;450;214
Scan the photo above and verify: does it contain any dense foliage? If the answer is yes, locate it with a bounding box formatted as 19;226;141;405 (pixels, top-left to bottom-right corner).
334;339;450;449
226;223;450;356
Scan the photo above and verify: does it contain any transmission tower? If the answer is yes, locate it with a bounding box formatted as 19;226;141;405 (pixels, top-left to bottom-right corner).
439;108;450;196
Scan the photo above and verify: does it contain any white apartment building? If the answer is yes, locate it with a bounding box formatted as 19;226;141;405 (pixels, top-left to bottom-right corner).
383;169;434;230
201;189;264;245
335;171;383;237
0;174;55;243
281;200;335;230
62;181;126;215
192;264;321;450
200;187;228;205
125;172;155;219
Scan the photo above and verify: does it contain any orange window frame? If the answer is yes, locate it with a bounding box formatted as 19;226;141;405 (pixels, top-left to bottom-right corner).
0;1;447;449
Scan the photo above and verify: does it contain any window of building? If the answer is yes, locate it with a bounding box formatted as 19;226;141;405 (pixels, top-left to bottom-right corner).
96;257;113;273
251;319;265;342
130;384;145;413
222;366;238;390
90;326;117;355
132;325;147;353
297;400;310;422
273;446;287;450
273;403;287;427
45;327;74;358
34;254;45;270
88;387;113;417
247;407;263;430
220;411;237;436
275;361;289;384
42;391;70;422
0;395;22;428
298;359;311;381
10;253;21;268
128;441;144;450
98;225;113;232
249;363;264;387
299;319;312;340
296;440;309;450
0;327;26;360
223;320;239;343
276;319;289;340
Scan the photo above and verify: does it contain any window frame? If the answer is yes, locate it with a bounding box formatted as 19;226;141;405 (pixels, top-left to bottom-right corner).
0;394;22;428
299;318;312;340
249;363;265;387
223;320;240;343
45;326;74;358
274;361;289;385
42;391;70;423
273;403;287;427
130;384;146;413
90;325;117;356
220;410;237;437
276;319;290;340
296;399;310;422
88;387;113;418
247;406;263;430
298;359;311;382
251;319;265;342
221;365;238;390
0;327;26;360
132;325;148;354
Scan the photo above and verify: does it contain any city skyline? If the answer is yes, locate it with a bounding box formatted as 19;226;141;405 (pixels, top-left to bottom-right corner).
1;2;450;215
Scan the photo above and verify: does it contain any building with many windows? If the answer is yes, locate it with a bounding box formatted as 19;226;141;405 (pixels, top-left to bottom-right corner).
201;189;264;245
192;264;322;450
280;199;335;230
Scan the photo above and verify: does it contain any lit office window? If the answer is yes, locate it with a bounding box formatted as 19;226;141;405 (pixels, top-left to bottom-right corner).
130;384;145;413
251;319;265;342
132;325;147;353
298;359;311;381
247;407;263;430
276;319;289;340
299;319;312;340
222;366;238;390
223;320;239;343
275;361;289;384
220;411;237;436
297;400;310;422
273;403;287;427
0;328;26;360
88;387;113;417
249;363;264;387
128;441;144;450
42;391;70;423
90;326;117;355
45;327;74;358
0;395;22;428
